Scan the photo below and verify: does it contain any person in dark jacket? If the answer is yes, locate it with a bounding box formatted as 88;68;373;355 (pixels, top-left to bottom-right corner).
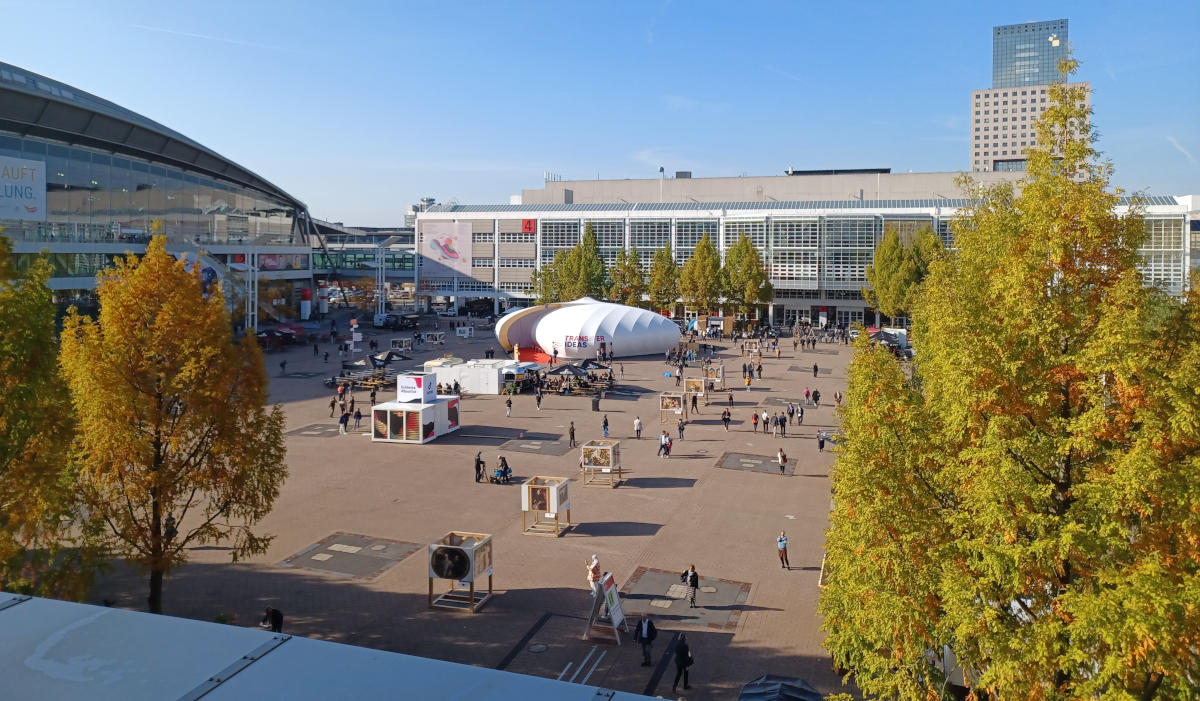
259;606;283;633
634;613;658;666
474;452;484;483
672;633;692;692
680;565;699;608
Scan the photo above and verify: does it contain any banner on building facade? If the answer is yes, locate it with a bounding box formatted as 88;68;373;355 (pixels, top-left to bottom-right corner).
0;156;46;222
421;221;472;277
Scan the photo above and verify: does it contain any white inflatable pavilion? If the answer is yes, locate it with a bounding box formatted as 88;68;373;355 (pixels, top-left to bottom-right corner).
495;298;681;359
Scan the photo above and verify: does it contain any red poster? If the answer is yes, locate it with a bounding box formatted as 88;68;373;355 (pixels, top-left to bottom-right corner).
521;219;536;233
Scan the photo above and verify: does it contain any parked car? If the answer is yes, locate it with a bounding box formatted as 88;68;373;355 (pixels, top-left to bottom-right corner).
437;309;458;318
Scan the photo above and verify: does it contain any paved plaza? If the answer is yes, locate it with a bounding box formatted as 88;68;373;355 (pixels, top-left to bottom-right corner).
89;316;855;699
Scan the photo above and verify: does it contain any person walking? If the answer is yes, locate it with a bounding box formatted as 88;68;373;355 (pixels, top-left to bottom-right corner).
313;342;319;358
663;435;672;457
370;388;377;406
602;414;609;438
834;390;843;406
812;389;821;408
728;392;734;407
778;531;790;568
793;338;798;352
677;418;685;440
535;392;542;411
474;452;484;483
779;411;788;437
349;396;356;414
787;402;795;423
751;411;759;433
770;412;779;438
323;350;329;364
745;375;752;392
337;411;350;435
619;362;624;378
680;565;699;608
505;397;512;418
721;408;731;432
328;397;336;417
812;362;819;378
634;613;658;667
657;431;668;458
756;363;763;380
568;422;577;448
353;408;362;430
818;434;826;452
279;360;287;376
804;387;811;405
797;404;804;425
633;416;643;439
777;448;788;475
672;634;693;693
690;393;698;413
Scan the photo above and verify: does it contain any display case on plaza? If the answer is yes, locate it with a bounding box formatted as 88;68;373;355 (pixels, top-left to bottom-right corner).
370;372;460;444
427;531;493;613
704;364;725;390
390;337;413;352
580;439;623;488
520;476;572;536
658;392;688;423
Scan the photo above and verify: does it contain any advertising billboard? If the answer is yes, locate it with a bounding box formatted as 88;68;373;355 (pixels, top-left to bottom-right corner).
397;373;437;403
0;156;46;222
421;221;471;277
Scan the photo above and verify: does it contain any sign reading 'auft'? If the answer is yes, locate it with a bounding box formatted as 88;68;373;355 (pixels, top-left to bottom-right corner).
0;156;46;222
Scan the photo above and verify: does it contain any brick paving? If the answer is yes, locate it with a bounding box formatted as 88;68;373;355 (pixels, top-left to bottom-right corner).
88;316;856;699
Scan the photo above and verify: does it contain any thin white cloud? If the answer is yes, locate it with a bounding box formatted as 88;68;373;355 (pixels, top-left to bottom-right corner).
764;65;805;84
131;24;278;51
1165;135;1197;166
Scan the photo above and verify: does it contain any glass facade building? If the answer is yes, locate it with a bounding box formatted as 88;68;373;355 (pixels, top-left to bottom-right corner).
992;20;1068;89
0;61;315;323
417;196;1194;324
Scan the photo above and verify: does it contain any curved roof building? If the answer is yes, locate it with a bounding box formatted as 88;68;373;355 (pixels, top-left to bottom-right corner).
495;298;680;359
0;62;314;317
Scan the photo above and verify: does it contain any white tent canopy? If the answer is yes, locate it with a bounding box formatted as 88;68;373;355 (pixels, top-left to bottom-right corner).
496;298;680;359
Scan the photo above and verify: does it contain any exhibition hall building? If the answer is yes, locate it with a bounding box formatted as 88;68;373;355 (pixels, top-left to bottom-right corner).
0;61;318;325
418;171;1197;327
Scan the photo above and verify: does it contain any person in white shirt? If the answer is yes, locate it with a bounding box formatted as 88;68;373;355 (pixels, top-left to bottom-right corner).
633;416;643;439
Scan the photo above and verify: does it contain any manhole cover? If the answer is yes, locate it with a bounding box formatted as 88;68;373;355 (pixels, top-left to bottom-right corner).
650;599;673;608
528;643;549;653
699;586;718;593
697;449;709;454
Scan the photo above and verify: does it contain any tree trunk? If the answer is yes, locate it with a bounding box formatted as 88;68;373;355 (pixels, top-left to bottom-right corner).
148;568;164;614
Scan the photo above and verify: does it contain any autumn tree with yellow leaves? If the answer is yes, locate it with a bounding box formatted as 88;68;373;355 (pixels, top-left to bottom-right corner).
61;236;286;613
0;234;95;598
820;60;1200;699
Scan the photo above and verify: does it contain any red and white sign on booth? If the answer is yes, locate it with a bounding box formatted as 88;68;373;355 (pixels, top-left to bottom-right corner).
397;373;437;403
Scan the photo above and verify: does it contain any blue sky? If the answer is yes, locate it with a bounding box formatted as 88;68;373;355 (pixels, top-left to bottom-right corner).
5;0;1198;225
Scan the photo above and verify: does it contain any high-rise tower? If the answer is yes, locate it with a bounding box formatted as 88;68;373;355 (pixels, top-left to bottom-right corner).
970;19;1088;173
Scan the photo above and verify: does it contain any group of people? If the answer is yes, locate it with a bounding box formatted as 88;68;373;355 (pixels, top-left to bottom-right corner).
473;452;512;484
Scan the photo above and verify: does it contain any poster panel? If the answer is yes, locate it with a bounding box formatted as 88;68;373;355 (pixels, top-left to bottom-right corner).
422;221;472;277
659;394;683;413
0;156;46;222
398;373;437;403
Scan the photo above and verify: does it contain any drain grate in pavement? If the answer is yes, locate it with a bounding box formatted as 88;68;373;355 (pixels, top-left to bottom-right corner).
497;439;575;456
715;451;793;476
759;396;804;407
285;423;346;438
279;532;421;580
619;566;753;631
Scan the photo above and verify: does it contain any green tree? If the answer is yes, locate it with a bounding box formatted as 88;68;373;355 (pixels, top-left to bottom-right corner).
529;250;564;304
679;234;722;315
0;235;93;599
647;245;679;315
559;225;607;300
820;60;1200;699
863;226;944;318
60;236;287;614
607;246;647;306
720;234;773;322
